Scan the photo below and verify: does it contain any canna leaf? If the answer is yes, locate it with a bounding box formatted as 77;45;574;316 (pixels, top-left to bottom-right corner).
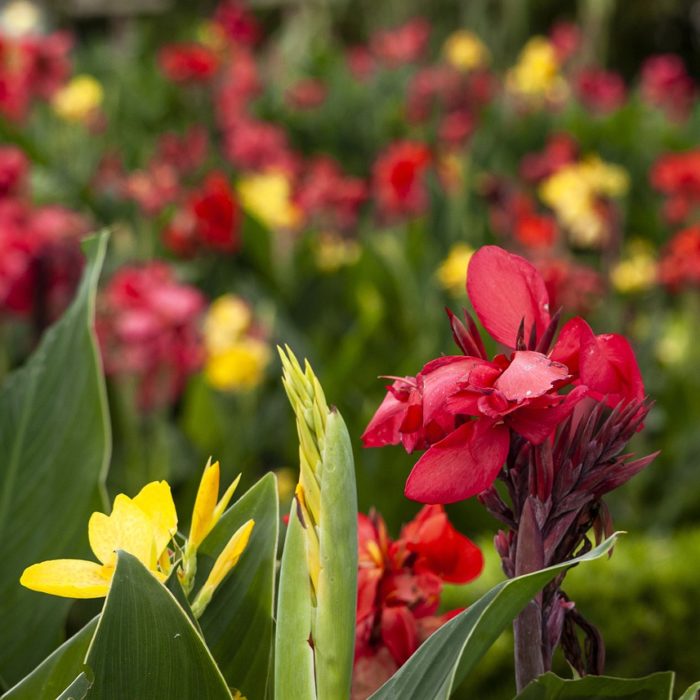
514;671;675;699
0;232;111;686
370;534;621;700
84;550;231;699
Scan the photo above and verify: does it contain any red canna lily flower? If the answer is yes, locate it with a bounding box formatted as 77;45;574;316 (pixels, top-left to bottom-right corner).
363;245;645;505
353;506;482;699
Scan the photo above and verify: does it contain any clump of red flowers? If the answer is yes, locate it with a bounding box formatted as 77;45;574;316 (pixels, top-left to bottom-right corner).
295;156;367;232
574;68;626;115
658;225;700;291
650;149;700;225
163;172;240;256
158;43;220;84
0;31;72;121
352;505;483;699
372;141;431;221
369;18;431;67
97;263;205;410
0;146;88;325
640;54;695;121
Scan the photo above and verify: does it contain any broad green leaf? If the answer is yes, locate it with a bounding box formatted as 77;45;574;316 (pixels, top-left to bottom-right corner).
515;671;675;699
1;618;98;700
166;572;200;632
0;233;111;685
56;673;92;700
275;500;316;700
85;551;231;699
196;472;279;700
678;682;700;700
370;534;620;700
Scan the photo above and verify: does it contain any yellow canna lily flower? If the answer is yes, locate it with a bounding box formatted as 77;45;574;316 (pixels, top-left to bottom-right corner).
191;519;255;618
189;459;241;551
21;482;177;598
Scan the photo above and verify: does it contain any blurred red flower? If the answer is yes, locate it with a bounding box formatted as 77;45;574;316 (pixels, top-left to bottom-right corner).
650;149;700;225
352;506;482;699
373;141;431;220
285;78;327;110
363;246;644;504
158;43;219;83
214;0;261;46
0;146;29;198
575;68;626;114
97;263;205;410
370;18;430;67
295;156;367;231
640;54;695;121
520;133;578;183
163;172;240;255
658;225;700;291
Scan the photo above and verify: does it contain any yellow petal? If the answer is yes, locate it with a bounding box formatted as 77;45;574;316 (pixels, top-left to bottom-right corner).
132;481;178;556
203;519;254;593
20;559;112;598
212;473;241;523
189;459;220;550
89;495;156;569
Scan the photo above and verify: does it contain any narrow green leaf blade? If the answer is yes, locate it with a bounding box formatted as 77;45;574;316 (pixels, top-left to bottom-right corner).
315;409;358;700
0;233;111;685
197;472;279;700
515;671;675;699
369;535;621;700
85;551;231;699
275;500;316;700
1;618;98;700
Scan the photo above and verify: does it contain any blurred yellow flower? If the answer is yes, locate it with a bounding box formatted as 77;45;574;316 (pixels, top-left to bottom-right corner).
20;482;177;598
506;37;565;101
314;231;361;272
205;338;271;391
442;30;489;72
204;294;253;355
203;294;271;392
238;171;303;231
52;74;104;123
539;156;629;247
611;240;658;294
437;243;474;295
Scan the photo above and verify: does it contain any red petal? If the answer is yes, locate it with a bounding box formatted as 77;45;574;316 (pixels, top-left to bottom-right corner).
420;356;488;424
507;385;588;444
494;350;570;402
402;505;484;584
549;316;595;375
467;246;551;348
580;333;645;406
381;605;419;666
362;381;417;448
405;420;510;504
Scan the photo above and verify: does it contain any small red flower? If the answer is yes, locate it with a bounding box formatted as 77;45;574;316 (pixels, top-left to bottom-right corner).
658;225;700;291
363;246;644;504
575;68;626;114
97;263;205;410
0;146;28;198
158;43;219;83
373;141;431;220
163;172;240;255
640;54;695;121
285;78;327;110
650;149;700;225
370;18;430;67
520;133;578;183
353;507;482;698
213;0;261;46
